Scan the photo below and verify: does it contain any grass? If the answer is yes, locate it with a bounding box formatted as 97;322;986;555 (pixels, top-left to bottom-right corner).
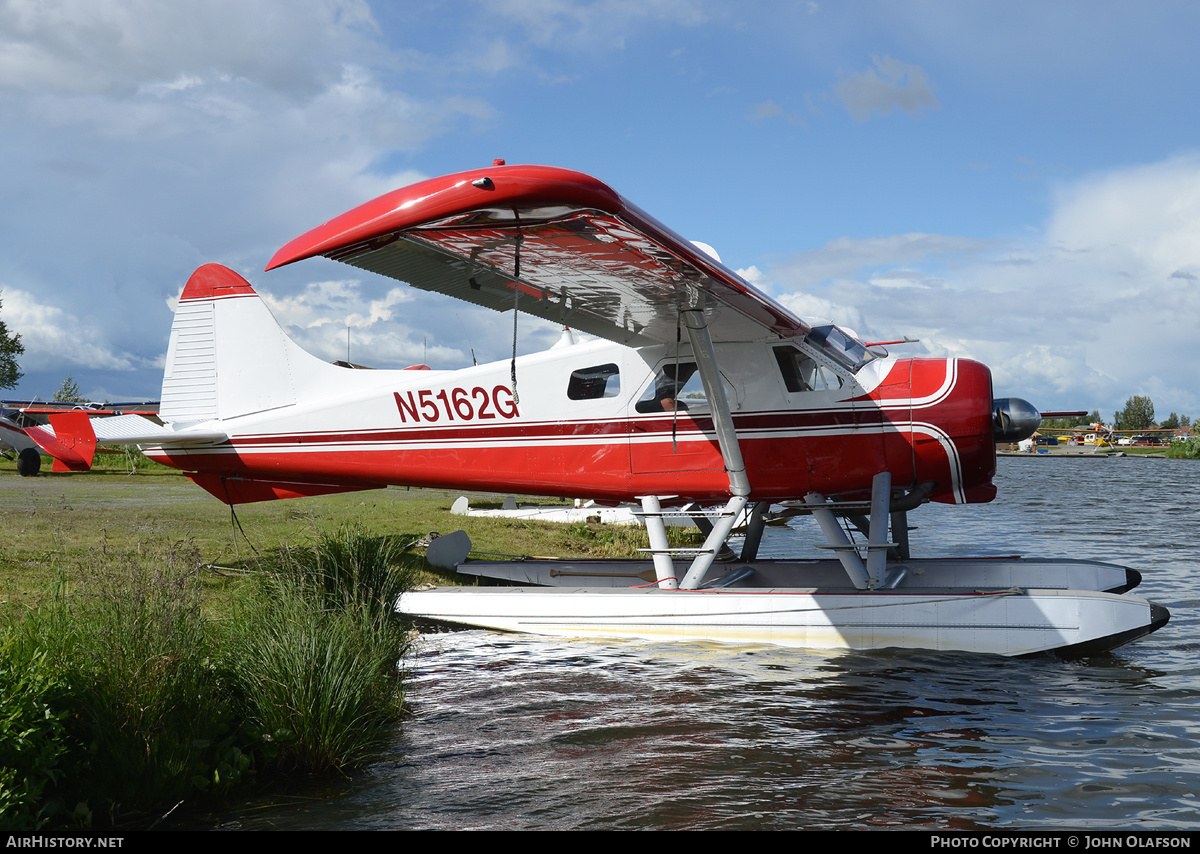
4;543;236;827
0;460;686;828
224;527;419;774
0;458;682;615
0;638;69;828
1;529;418;829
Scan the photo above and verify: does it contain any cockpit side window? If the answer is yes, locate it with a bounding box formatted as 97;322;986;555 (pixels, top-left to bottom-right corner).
567;364;621;400
773;346;844;392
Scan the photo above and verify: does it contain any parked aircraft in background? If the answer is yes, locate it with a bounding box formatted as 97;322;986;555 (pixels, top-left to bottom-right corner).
0;407;43;476
3;400;158;476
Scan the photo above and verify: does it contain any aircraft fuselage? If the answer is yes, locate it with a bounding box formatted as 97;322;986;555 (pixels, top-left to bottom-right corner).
145;332;997;507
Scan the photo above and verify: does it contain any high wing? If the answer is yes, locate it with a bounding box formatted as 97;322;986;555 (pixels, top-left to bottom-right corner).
267;163;808;346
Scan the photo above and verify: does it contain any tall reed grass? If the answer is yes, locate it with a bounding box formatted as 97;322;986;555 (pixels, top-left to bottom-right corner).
0;526;417;829
224;527;417;774
0;640;69;828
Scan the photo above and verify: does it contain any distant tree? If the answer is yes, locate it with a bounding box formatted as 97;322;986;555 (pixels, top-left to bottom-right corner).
1182;415;1192;428
1161;412;1181;430
1115;395;1155;431
53;374;86;403
0;294;23;389
1040;416;1072;430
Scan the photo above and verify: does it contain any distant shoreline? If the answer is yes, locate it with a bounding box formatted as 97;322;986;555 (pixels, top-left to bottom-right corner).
997;448;1171;458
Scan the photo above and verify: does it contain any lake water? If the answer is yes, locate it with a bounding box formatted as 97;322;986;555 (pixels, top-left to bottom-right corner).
207;456;1200;830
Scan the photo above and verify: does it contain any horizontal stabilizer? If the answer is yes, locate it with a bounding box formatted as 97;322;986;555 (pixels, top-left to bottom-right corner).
89;414;227;445
35;414;227;446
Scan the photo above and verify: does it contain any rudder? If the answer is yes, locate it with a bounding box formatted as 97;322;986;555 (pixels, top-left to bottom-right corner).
161;264;300;423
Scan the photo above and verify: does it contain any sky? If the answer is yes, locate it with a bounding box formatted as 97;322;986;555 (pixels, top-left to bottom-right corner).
2;0;1200;422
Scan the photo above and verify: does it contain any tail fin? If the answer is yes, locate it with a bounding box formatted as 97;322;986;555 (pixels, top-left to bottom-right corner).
162;264;318;423
25;412;97;472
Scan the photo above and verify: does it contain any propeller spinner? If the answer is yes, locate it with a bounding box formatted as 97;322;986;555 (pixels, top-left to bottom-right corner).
993;397;1041;442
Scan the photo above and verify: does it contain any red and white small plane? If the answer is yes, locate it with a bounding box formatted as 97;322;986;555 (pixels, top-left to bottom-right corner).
6;400;158;476
0;408;43;475
29;163;1167;656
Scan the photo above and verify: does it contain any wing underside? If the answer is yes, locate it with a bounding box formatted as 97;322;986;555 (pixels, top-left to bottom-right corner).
268;165;809;347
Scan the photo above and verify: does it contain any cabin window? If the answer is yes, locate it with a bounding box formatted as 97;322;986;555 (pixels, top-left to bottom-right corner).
635;362;710;413
567;364;621;400
773;346;844;392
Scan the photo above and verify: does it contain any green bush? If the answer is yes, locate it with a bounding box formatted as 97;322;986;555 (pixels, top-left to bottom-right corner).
272;526;418;625
11;544;238;822
1167;437;1200;459
0;527;415;827
0;640;69;830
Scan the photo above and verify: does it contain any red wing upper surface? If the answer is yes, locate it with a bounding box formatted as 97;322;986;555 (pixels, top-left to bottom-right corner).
267;164;808;347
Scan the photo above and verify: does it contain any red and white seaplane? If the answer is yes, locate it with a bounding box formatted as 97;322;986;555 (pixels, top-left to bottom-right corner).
30;162;1167;656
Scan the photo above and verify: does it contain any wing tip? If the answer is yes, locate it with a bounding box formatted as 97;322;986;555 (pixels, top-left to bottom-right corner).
264;163;623;272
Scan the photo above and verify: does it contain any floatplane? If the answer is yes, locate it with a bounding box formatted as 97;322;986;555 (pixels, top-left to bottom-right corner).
27;162;1168;656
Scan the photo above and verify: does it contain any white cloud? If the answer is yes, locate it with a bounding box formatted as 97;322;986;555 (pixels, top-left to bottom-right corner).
769;233;992;287
255;279;561;370
758;154;1200;416
749;100;804;125
2;288;144;371
259;279;414;331
0;1;501;400
0;0;380;97
834;54;939;121
774;292;866;334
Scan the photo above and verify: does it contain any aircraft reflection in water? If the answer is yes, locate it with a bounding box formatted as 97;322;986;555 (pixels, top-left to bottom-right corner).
27;163;1168;656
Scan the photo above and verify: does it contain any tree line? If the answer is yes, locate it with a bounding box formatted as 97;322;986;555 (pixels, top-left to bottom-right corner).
1041;396;1195;433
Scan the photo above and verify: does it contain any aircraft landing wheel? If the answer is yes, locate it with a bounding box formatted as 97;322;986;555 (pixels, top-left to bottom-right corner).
16;448;41;477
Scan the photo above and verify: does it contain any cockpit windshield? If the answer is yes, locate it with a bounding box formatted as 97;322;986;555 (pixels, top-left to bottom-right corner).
805;325;876;372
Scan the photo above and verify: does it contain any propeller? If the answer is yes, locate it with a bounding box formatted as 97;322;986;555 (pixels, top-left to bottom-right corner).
993;400;1091;443
992;398;1042;442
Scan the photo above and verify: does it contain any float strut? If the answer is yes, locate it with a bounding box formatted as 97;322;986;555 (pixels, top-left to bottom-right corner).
740;501;770;562
805;492;873;590
679;494;749;589
666;305;752;589
640;495;678;590
866;472;892;583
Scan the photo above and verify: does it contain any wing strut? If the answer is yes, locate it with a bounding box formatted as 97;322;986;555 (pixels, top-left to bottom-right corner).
682;306;749;498
635;305;753;591
675;305;750;590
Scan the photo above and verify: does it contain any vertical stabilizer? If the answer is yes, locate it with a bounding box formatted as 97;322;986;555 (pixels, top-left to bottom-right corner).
161;264;299;423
